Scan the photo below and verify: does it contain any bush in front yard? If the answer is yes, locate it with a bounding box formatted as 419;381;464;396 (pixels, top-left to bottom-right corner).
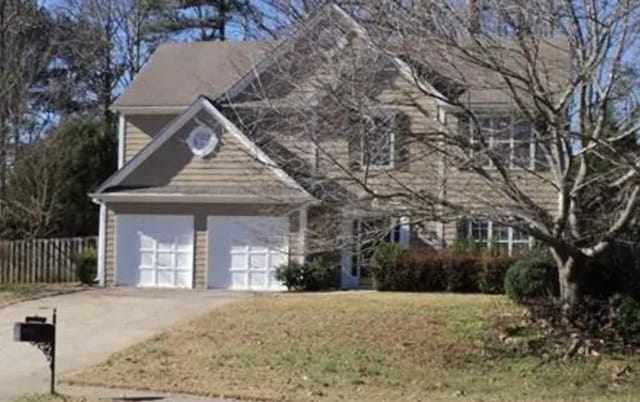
611;294;640;340
370;243;528;294
275;257;335;291
275;260;303;291
443;253;481;292
372;246;454;292
371;243;406;290
409;252;448;291
75;248;97;285
388;251;448;291
581;245;640;300
479;255;519;294
504;255;558;303
301;257;336;290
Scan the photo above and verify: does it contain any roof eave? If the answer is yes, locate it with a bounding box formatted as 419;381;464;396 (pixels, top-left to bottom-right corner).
90;192;319;205
110;104;189;115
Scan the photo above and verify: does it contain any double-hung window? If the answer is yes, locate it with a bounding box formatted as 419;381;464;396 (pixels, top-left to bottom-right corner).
361;110;396;170
467;220;531;255
471;116;534;169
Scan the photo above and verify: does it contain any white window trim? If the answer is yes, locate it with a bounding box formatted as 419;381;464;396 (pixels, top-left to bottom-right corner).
467;220;533;256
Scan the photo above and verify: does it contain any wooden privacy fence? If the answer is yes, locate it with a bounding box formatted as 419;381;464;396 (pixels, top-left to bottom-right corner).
0;236;97;284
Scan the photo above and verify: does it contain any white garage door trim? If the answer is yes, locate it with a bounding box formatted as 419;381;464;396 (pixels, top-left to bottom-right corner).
207;216;289;291
116;214;194;288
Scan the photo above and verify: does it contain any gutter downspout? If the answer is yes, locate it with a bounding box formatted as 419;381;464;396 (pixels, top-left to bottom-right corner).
436;106;447;248
117;114;125;169
298;204;308;264
92;199;107;287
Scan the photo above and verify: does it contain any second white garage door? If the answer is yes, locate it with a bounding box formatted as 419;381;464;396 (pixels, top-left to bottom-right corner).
207;216;289;290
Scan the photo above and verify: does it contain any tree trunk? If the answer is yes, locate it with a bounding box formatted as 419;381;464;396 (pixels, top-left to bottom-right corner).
559;264;580;307
553;250;586;316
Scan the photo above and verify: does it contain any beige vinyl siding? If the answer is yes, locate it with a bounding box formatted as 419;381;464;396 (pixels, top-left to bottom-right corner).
440;112;557;246
121;110;290;191
304;70;556;248
103;203;301;289
315;71;443;199
124;114;176;162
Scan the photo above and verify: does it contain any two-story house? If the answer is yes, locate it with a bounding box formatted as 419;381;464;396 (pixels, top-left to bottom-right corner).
91;4;563;290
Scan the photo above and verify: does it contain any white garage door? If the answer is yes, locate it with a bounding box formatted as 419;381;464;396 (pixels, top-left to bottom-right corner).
208;216;289;290
116;215;194;288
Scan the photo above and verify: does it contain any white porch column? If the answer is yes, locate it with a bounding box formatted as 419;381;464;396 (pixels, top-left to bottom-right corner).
297;204;308;264
339;216;358;289
399;216;411;247
96;202;107;286
117;114;125;168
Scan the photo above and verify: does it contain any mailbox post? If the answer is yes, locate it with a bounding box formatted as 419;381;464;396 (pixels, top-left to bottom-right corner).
14;309;57;394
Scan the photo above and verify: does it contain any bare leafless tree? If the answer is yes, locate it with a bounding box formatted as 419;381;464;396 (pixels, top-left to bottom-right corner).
0;1;55;201
223;0;640;311
0;129;72;239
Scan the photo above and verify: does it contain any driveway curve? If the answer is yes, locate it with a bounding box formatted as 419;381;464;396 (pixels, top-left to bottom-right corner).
0;288;247;399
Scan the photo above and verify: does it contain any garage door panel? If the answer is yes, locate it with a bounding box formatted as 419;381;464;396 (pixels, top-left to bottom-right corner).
176;252;191;268
249;253;267;269
271;253;287;268
156;270;174;287
116;215;194;288
250;272;267;288
139;252;154;267
208;216;289;290
230;253;245;270
140;234;154;249
156;252;173;267
139;269;154;286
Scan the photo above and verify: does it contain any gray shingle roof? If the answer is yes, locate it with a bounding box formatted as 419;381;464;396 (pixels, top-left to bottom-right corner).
112;41;272;109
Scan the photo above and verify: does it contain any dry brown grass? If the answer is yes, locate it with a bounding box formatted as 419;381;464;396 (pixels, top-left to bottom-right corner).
66;293;640;401
14;395;101;402
0;283;85;308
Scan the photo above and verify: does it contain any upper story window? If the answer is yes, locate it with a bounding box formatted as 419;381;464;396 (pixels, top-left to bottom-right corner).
362;111;396;169
467;220;532;255
470;116;535;169
348;109;410;172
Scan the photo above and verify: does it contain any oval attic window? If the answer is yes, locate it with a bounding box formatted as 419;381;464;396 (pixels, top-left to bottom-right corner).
187;126;219;157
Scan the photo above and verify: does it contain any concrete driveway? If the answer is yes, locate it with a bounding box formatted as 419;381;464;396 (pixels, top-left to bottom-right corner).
0;288;248;399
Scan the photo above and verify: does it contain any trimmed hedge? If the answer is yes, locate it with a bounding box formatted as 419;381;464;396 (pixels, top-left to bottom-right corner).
479;255;519;294
371;246;519;294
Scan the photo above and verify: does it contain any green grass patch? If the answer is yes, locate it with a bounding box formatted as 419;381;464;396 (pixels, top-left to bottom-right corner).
66;293;640;401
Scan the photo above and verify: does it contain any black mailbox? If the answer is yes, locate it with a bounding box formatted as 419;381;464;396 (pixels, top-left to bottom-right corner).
14;308;57;395
14;322;55;343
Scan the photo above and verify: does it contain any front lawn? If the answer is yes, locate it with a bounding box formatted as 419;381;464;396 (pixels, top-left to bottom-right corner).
66;293;640;401
0;283;85;308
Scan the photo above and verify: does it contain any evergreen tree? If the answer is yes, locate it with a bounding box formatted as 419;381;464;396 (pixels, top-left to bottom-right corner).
157;0;261;41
